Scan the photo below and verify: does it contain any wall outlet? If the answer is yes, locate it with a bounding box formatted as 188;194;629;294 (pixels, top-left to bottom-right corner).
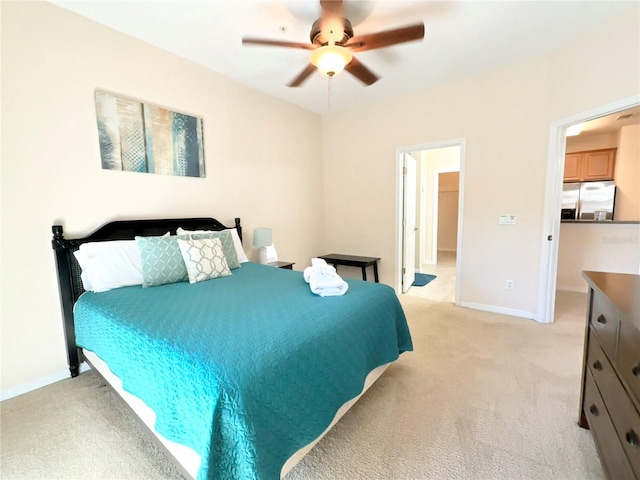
506;279;514;290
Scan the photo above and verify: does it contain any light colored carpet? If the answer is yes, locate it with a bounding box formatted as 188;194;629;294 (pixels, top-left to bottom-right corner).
1;294;603;480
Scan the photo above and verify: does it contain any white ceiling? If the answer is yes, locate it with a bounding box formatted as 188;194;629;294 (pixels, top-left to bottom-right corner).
51;1;636;115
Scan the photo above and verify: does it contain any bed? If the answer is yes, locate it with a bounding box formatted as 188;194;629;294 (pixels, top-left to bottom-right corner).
51;216;413;480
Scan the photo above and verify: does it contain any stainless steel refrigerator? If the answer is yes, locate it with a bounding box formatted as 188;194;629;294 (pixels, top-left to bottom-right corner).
561;183;580;220
561;181;616;221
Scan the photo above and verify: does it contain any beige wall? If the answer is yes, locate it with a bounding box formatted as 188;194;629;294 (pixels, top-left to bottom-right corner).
615;124;640;220
566;133;618;152
1;2;322;392
557;223;640;292
322;4;639;316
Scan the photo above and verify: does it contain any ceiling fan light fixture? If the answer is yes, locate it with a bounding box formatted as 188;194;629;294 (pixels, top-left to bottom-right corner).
309;45;353;77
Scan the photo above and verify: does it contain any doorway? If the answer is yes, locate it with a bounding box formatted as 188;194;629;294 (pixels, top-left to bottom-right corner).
537;95;640;323
395;139;465;304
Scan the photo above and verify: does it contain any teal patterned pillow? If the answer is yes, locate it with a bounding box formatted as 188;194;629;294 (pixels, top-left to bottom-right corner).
135;235;188;287
177;237;232;284
188;230;240;270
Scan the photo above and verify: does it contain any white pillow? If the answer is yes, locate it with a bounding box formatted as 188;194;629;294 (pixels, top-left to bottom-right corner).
176;227;248;263
73;240;144;293
73;249;94;291
227;229;249;263
177;237;232;284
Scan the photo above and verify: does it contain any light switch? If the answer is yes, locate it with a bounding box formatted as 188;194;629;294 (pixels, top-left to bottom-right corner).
499;214;517;225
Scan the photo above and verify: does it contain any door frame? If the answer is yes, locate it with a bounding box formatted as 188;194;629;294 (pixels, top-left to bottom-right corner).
537;94;640;323
395;138;466;304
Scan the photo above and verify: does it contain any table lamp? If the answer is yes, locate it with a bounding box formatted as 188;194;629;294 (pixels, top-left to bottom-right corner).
253;228;278;264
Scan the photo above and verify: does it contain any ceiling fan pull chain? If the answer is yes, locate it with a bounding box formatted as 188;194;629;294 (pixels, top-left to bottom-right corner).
328;75;332;111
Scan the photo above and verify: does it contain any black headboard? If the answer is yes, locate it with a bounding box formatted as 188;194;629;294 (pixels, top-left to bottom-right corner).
51;217;242;377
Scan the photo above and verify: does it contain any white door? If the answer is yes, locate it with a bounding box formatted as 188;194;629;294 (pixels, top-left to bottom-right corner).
402;154;417;292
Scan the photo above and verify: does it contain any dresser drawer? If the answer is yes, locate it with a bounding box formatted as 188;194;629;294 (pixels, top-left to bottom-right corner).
588;331;640;477
608;390;640;478
588;331;616;388
617;319;640;404
590;292;619;358
584;370;636;479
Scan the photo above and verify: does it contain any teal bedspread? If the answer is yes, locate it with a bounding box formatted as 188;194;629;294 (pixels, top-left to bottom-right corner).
74;262;413;480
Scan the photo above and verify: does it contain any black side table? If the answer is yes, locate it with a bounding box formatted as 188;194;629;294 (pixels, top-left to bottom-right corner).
268;261;294;270
318;254;380;282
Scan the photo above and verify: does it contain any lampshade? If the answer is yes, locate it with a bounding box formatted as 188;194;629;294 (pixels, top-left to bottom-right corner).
309;45;353;77
253;228;272;247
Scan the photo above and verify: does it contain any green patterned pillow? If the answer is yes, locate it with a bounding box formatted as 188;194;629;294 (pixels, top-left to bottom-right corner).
135;235;188;287
177;237;232;284
188;230;240;270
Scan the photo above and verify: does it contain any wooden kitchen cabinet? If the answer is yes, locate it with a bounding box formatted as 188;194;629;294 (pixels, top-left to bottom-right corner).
564;148;616;182
582;149;617;181
564;153;583;182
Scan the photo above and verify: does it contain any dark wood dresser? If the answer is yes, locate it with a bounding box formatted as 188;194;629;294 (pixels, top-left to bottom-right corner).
579;271;640;479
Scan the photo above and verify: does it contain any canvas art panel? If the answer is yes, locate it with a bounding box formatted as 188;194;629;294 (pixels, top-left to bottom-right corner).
95;91;205;177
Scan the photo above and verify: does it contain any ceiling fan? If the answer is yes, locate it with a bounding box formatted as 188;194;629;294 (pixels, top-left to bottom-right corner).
242;0;425;87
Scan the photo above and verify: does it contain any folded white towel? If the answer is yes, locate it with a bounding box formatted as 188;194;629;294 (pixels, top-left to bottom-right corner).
311;285;349;297
304;258;336;283
303;266;313;282
304;258;349;296
310;275;349;297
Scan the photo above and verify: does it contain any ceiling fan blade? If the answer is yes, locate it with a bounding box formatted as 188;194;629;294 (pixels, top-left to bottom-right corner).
288;64;317;87
345;56;379;86
242;38;315;50
345;23;425;52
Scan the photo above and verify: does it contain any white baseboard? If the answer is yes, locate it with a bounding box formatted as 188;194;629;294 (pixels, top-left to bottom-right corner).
1;363;91;402
459;301;538;322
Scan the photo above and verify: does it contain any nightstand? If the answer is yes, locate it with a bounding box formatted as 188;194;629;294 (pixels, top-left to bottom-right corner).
268;261;294;270
318;254;380;282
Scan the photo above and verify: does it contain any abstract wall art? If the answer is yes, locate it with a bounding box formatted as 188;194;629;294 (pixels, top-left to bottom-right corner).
94;91;205;177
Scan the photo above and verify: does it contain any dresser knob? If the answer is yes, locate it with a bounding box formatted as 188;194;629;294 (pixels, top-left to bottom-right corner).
592;360;603;371
626;429;639;447
632;363;640;378
589;404;599;416
596;314;606;324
